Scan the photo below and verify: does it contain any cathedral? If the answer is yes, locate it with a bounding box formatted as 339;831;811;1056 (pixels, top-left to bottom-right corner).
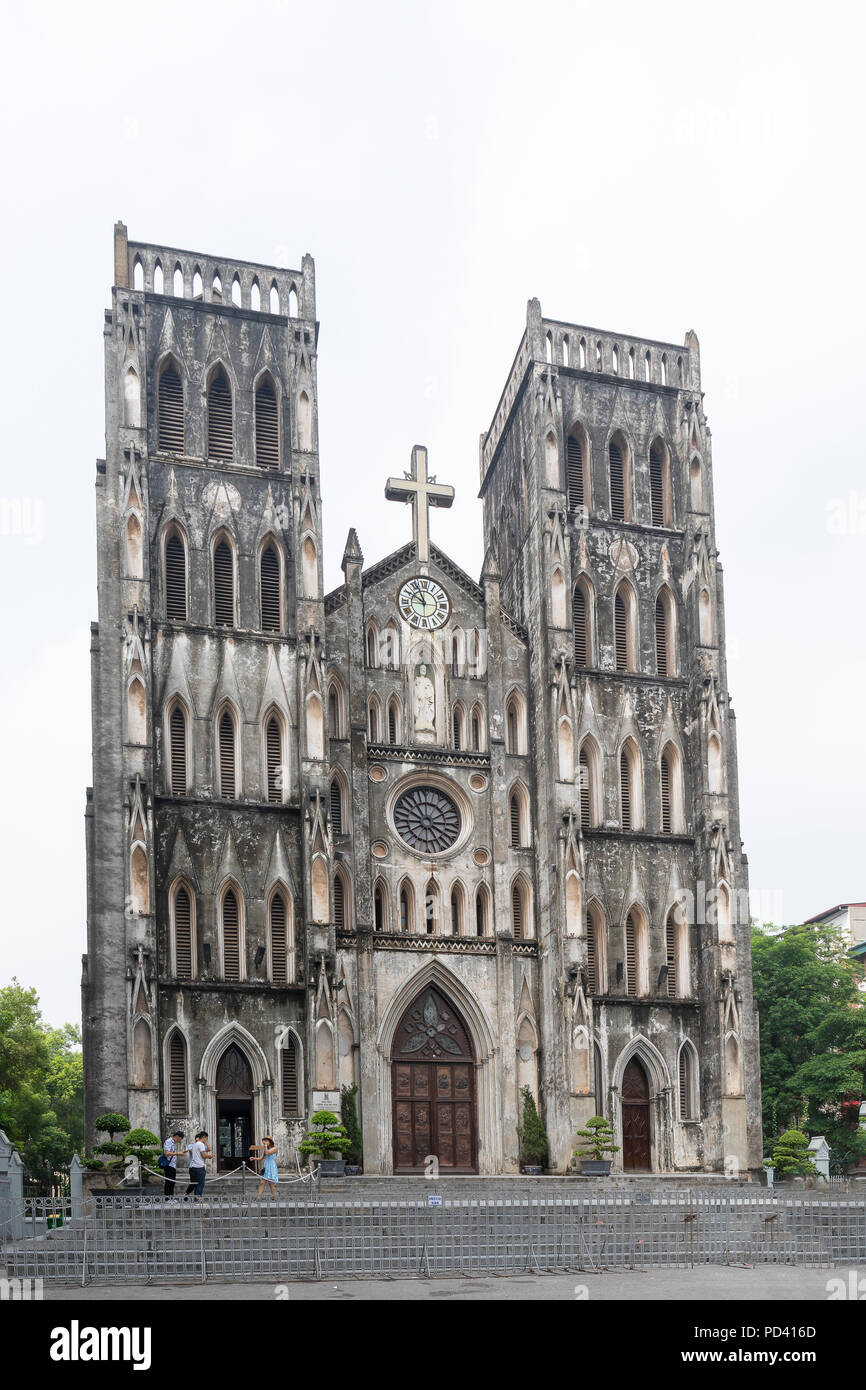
82;223;763;1175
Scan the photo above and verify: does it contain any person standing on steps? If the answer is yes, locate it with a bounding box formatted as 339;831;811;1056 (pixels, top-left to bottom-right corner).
255;1136;278;1199
186;1131;212;1199
162;1130;184;1198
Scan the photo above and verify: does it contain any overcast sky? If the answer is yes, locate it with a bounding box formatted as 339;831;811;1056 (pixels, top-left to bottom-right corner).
1;1;863;1027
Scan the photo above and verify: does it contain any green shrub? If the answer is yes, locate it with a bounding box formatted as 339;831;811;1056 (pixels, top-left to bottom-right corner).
769;1129;817;1177
298;1110;352;1158
340;1085;363;1165
95;1142;126;1157
574;1116;620;1161
517;1086;548;1165
94;1113;130;1141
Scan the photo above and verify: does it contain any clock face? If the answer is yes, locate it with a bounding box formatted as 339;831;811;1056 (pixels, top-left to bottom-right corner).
397;576;451;630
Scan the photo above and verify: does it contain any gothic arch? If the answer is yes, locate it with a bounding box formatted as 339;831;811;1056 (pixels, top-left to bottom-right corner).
163;1025;190;1114
611;1033;673;1172
677;1038;700;1120
327;671;347;738
375;960;500;1174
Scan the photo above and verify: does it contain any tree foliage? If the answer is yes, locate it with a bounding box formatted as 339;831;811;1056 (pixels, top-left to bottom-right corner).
517;1085;548;1164
340;1084;363;1164
0;980;83;1184
751;924;866;1166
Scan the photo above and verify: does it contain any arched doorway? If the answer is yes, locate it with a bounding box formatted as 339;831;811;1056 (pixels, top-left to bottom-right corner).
391;985;477;1173
621;1056;651;1171
216;1043;253;1170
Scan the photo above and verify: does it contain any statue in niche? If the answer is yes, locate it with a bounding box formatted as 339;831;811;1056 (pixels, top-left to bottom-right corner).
413;662;436;742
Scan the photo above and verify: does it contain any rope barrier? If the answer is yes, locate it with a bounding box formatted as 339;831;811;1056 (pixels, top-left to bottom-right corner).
135;1158;317;1187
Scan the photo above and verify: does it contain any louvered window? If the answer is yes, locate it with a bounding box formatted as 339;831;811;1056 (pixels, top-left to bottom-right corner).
219;710;236;799
174;887;192;979
208;369;233;460
567;433;584;512
625;910;637;996
169;1032;187;1111
266;716;282;803
334;873;345;928
451;890;460;935
620;751;632;830
400;889;409;933
158;363;184;453
579;746;591;828
170;704;187;795
375;885;385;931
388;704;397;745
679;1047;694;1120
256;377;279;469
512;883;524;939
165;533;187;621
660;753;672;833
609;440;625;521
573;585;588;666
282;1035;299;1116
666;914;677;997
472;712;481;750
330;778;343;834
510;793;521;847
222;890;240;980
655;596;668;676
586;915;597;993
614;591;628;671
260;545;281;632
650;443;665;526
213;540;235;627
270;893;288;983
453;709;462;749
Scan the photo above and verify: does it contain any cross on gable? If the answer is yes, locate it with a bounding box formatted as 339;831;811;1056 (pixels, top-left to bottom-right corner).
385;445;454;565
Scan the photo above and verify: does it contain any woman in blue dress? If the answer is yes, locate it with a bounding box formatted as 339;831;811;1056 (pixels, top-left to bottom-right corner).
255;1136;278;1198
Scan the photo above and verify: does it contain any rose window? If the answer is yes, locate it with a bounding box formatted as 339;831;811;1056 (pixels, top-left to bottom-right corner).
393;786;461;854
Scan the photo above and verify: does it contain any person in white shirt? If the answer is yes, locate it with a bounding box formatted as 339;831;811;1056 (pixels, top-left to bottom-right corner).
185;1131;212;1199
162;1130;184;1198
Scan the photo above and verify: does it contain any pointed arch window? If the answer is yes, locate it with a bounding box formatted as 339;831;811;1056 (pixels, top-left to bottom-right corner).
133;256;144;291
158;359;185;452
328;678;346;738
699;588;713;645
260;541;281;632
164;528;188;622
153;261;164;295
573;578;593;667
649;440;670;526
586;903;606;994
708;733;723;794
424;879;438;935
269;283;280;314
269;889;292;983
250;278;261;312
387;697;400;745
512;877;531;940
620;747;632;830
368;695;382;743
510;783;529;847
625;908;647;996
255;375;279;469
655;588;676;676
218;706;238;799
678;1041;699;1120
281;1032;300;1115
452;704;464;750
614;582;636;672
172;883;194;980
505;692;526;755
475;883;490;937
192;268;203;299
660;748;672;833
665;909;678;997
578;738;600;829
660;743;684;834
168;1031;187;1112
399;882;413;934
569;428;589;517
330;773;344;834
374;881;386;932
366;623;379;669
609;438;625;522
450;884;463;936
213;537;235;627
221;887;242;980
265;711;284;803
333;868;347;928
207;367;234;461
169;701;188;795
471;704;484;752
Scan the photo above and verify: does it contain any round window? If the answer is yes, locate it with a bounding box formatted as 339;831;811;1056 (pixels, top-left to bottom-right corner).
393;786;461;854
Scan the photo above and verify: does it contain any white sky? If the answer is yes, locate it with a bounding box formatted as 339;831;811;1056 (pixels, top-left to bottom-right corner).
1;1;863;1026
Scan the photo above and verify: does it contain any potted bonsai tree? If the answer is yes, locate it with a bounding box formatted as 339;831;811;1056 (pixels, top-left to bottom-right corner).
768;1129;817;1183
340;1084;363;1175
298;1109;352;1176
574;1116;619;1176
517;1085;548;1174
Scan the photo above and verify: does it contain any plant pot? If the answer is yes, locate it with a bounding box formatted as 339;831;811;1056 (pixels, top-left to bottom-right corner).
522;1164;543;1175
316;1158;346;1176
344;1165;360;1176
579;1159;612;1176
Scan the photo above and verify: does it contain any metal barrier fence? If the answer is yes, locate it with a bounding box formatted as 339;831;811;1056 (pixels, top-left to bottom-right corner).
2;1190;865;1283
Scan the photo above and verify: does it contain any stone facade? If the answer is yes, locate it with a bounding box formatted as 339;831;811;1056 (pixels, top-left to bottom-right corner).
83;227;762;1175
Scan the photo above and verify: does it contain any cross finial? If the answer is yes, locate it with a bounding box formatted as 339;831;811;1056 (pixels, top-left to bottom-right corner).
385;445;454;565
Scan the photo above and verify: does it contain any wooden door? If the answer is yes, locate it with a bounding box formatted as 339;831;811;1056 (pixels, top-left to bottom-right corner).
621;1057;651;1171
392;987;477;1173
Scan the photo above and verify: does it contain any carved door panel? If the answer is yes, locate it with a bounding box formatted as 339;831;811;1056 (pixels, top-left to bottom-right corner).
391;988;477;1173
621;1057;651;1171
